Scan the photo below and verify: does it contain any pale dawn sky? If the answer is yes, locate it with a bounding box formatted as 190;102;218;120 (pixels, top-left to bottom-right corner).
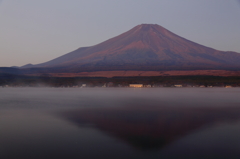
0;0;240;67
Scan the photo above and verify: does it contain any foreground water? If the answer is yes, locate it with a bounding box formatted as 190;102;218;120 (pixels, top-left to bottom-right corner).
0;87;240;159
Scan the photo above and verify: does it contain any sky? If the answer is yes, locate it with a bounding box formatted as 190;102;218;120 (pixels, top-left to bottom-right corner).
0;0;240;67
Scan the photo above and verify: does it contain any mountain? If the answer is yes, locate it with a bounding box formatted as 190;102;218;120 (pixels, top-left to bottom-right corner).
23;24;240;72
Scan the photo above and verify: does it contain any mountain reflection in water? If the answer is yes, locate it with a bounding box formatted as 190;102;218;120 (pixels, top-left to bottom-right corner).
1;88;240;159
59;105;240;150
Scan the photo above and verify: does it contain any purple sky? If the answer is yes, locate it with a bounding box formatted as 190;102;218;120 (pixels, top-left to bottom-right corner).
0;0;240;67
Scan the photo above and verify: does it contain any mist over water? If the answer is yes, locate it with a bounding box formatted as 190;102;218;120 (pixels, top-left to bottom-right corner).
1;87;240;159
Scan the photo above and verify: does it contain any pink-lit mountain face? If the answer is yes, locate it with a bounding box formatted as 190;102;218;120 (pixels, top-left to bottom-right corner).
24;24;240;72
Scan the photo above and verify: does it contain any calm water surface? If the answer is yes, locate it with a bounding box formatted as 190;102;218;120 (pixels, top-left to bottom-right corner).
0;87;240;159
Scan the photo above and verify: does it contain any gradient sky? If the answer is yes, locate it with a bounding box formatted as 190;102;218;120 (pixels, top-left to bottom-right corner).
1;0;240;67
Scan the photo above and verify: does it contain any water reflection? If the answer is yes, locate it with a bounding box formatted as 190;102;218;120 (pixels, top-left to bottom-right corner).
59;105;240;151
1;88;240;158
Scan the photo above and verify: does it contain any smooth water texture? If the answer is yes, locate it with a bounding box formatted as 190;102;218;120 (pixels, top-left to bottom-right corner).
1;87;240;159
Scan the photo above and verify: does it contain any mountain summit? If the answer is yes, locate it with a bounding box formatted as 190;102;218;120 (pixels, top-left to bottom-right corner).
25;24;240;72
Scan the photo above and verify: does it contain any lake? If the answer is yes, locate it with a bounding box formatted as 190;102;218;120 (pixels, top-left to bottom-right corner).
0;87;240;159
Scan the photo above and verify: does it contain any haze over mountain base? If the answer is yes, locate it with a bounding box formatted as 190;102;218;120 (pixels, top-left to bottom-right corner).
27;70;240;78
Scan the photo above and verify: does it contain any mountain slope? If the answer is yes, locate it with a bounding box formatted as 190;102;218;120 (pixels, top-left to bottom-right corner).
24;24;240;72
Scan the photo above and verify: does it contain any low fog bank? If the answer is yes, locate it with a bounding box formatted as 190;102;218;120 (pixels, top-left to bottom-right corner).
1;87;240;110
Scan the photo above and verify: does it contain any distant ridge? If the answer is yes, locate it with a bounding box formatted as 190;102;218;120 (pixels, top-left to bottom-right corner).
23;24;240;73
21;63;34;68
